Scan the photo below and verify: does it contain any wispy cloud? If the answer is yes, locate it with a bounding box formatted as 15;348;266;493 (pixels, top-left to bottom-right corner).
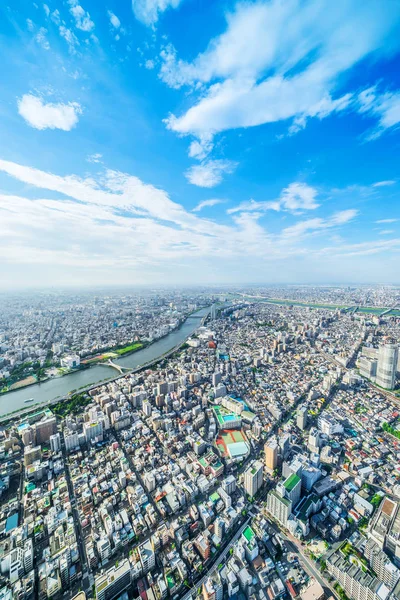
372;180;396;187
87;153;103;164
108;10;121;29
376;218;398;223
192;199;225;212
228;183;318;215
132;0;184;26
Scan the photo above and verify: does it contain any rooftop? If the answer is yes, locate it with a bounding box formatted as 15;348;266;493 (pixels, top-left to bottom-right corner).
284;473;301;492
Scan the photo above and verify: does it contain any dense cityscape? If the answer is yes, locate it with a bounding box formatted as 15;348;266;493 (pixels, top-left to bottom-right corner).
1;286;400;600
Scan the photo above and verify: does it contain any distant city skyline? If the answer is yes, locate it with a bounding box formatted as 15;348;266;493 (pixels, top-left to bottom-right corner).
0;0;399;287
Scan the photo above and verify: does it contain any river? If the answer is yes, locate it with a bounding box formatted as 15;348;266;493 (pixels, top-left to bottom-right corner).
0;307;210;417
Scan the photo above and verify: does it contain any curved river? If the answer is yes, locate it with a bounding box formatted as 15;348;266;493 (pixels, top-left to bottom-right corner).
0;307;210;417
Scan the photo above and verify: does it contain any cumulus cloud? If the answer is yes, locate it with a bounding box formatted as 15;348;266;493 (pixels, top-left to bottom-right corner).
17;94;82;131
185;159;237;188
160;0;400;145
132;0;183;26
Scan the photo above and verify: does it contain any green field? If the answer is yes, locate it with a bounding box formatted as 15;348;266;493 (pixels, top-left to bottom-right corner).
115;342;144;355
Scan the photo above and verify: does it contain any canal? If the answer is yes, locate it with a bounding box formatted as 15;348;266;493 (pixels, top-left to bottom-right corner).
0;307;210;417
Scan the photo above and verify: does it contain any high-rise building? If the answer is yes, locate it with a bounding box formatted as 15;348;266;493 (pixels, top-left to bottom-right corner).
365;539;400;589
327;552;390;600
34;417;57;445
376;344;399;390
281;473;302;506
266;489;292;528
202;572;223;600
264;440;278;474
50;433;61;453
244;461;263;498
297;406;308;430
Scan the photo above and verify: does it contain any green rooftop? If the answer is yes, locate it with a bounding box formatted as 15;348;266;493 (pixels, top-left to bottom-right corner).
242;526;255;543
284;473;301;492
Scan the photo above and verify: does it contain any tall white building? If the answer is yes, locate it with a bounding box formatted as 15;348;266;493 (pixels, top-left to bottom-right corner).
50;433;61;453
376;344;398;390
244;461;263;498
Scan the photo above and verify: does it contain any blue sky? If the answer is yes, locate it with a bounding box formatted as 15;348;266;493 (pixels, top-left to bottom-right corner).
0;0;399;287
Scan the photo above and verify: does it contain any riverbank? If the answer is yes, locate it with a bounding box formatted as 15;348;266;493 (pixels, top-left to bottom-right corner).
0;316;187;397
0;306;211;419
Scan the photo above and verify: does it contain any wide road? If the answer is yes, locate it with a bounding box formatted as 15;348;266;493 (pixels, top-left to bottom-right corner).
180;517;251;600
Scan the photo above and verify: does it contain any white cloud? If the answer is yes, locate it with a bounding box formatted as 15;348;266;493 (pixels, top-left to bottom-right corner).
281;182;319;211
87;153;103;164
0;159;389;285
132;0;183;26
51;9;61;25
43;4;50;17
145;59;155;70
108;10;121;29
376;218;398;223
227;199;281;215
185;159;237;188
192;199;225;212
161;0;400;143
282;209;358;239
68;0;95;32
228;182;318;215
379;229;395;235
26;18;35;32
59;26;79;53
372;180;396;187
358;86;400;139
35;27;50;50
17;94;82;131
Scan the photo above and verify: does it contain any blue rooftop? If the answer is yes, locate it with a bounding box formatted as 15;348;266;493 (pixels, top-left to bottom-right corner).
5;513;18;533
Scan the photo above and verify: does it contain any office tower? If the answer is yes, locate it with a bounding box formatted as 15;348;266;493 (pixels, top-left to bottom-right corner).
266;489;292;528
376;344;399;390
139;540;155;573
244;461;263;498
50;433;61;453
297;406;308;430
264;440;278;474
308;427;320;451
34;417;57;445
212;372;221;387
24;445;42;467
281;473;302;506
210;304;217;320
83;420;103;443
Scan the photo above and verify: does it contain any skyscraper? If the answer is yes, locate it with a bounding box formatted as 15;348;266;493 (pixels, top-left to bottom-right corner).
376;344;399;390
297;406;308;430
244;461;263;498
264;440;278;474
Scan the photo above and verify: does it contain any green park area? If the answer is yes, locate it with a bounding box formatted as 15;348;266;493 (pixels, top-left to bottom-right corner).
115;342;144;355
